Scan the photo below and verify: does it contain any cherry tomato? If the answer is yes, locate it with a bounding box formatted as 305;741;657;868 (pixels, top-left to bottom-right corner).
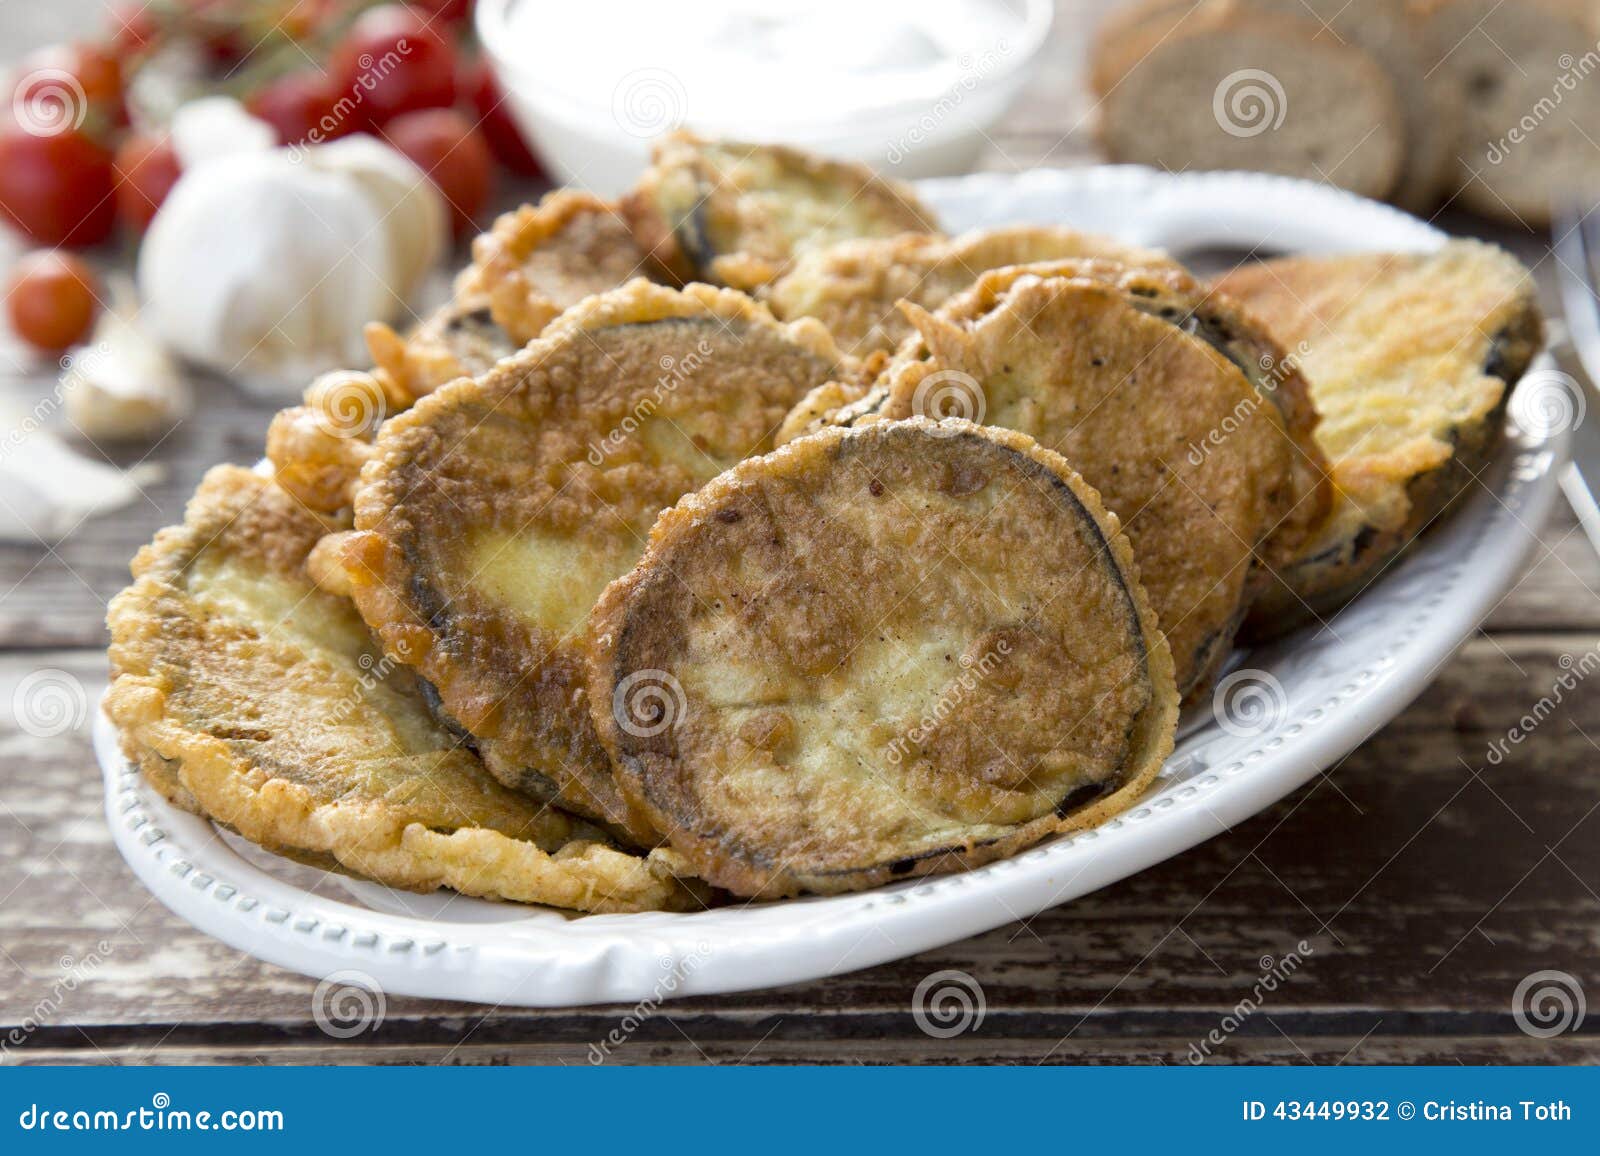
246;70;346;145
407;0;475;22
113;134;183;234
5;250;100;354
13;43;128;132
383;108;494;237
461;59;543;177
0;125;117;248
331;4;457;129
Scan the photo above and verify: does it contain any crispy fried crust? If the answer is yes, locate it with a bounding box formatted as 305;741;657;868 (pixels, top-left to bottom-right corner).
623;133;940;291
272;192;669;515
765;226;1178;358
1213;241;1542;635
785;261;1313;696
105;466;700;913
779;258;1333;564
364;191;663;408
585;419;1177;896
587;419;1178;898
339;280;850;844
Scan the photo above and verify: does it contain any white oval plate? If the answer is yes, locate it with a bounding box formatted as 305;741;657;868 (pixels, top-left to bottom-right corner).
98;167;1569;1007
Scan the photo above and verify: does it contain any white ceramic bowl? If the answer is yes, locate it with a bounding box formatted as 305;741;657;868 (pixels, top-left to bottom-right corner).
475;0;1053;194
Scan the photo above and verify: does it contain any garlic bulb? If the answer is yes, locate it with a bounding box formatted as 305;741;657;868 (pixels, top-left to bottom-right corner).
168;95;276;169
137;135;445;397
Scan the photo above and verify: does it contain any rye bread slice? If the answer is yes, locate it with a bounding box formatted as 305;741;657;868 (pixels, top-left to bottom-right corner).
1415;0;1600;226
1093;3;1405;200
1094;0;1445;210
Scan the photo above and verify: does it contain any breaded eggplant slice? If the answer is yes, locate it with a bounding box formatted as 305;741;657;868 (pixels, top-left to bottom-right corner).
365;191;664;405
587;419;1178;899
339;280;850;845
780;259;1333;558
1214;240;1542;636
271;193;669;515
822;263;1307;697
267;368;395;514
624;132;939;291
104;466;700;914
765;226;1177;359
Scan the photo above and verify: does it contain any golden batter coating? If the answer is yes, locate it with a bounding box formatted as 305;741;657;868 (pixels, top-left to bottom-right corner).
814;262;1307;697
272;192;669;515
587;419;1178;898
1214;240;1542;635
365;191;663;407
105;466;700;914
779;259;1332;565
338;280;850;845
624;133;939;291
765;226;1177;358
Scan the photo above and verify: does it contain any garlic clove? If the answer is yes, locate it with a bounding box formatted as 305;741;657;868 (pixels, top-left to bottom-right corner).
0;407;164;543
62;304;190;442
306;135;446;308
169;95;276;170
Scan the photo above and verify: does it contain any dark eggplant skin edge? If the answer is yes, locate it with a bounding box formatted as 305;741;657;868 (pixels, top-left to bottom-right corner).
1241;308;1544;642
596;421;1174;899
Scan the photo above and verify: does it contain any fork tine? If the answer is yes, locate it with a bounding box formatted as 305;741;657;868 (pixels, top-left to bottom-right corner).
1556;202;1600;360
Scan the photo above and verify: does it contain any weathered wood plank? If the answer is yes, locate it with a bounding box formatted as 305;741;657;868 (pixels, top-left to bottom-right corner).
1;635;1595;1062
7;1034;1598;1067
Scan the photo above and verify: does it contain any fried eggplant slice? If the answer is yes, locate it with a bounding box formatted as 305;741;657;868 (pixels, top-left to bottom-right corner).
339;280;850;845
779;259;1332;559
819;262;1308;697
765;226;1177;359
364;191;662;406
271;192;668;515
587;419;1178;899
105;466;700;914
624;132;939;291
1213;240;1542;636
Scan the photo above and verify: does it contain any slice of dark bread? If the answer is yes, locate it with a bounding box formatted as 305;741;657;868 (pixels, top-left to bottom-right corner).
1093;3;1405;200
1095;0;1444;210
1415;0;1600;225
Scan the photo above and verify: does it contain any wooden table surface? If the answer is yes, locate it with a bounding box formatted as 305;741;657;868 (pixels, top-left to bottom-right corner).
3;0;1599;1065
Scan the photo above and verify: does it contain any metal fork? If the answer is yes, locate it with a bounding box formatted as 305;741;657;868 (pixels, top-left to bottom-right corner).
1551;205;1600;559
